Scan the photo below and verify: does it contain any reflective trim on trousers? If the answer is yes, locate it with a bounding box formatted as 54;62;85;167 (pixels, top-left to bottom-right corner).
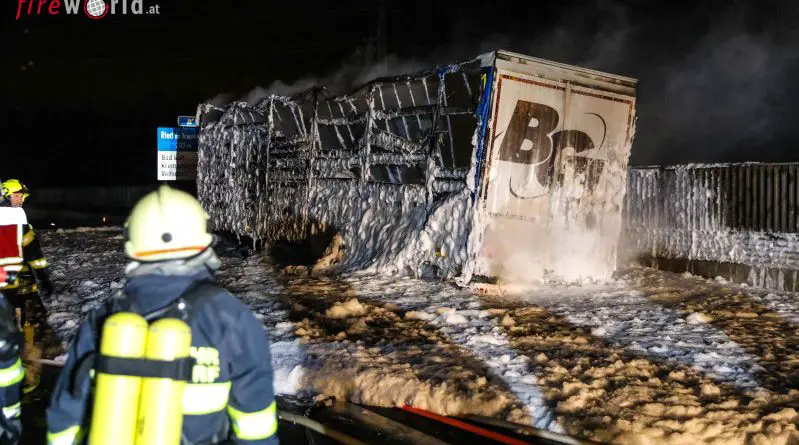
2;402;20;419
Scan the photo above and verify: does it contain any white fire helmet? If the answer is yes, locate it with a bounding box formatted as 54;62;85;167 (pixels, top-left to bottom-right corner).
124;185;213;262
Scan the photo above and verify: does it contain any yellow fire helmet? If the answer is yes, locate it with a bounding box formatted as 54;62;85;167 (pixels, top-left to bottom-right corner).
1;179;30;202
124;184;214;262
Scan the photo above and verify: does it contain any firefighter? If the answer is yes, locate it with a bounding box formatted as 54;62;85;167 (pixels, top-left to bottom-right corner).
0;207;28;445
0;179;54;324
46;184;279;445
0;179;53;397
0;270;24;445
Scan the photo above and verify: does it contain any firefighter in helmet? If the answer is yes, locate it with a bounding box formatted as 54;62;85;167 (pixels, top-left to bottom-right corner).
0;179;53;398
0;204;29;445
47;184;279;445
0;179;54;313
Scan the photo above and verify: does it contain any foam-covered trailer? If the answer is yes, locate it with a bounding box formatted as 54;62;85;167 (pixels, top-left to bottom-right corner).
196;50;637;284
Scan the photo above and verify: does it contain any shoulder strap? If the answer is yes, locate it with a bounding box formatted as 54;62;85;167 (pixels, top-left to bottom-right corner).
106;278;221;323
105;290;135;314
68;280;222;398
90;281;223;384
148;279;221;323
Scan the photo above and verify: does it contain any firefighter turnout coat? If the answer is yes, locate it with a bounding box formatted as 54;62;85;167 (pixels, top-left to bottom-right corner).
46;268;279;445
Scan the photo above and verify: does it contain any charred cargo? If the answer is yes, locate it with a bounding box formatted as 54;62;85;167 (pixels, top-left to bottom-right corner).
196;50;638;284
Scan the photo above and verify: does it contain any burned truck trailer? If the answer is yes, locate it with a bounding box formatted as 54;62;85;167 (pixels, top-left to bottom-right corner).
196;50;638;283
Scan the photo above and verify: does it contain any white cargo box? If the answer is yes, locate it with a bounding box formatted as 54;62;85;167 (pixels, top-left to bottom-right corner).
472;51;638;282
197;50;638;284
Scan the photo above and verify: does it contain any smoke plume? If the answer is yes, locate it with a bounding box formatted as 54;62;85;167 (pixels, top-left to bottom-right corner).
210;0;799;165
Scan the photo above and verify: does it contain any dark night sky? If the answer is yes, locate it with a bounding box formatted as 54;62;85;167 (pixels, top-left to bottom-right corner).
4;0;799;188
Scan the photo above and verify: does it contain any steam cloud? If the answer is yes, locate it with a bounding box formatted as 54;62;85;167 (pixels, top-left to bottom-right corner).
207;47;433;105
210;0;798;165
500;0;799;165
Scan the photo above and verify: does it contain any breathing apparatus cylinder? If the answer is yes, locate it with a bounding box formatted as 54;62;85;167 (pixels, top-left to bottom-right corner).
89;312;148;445
137;318;192;445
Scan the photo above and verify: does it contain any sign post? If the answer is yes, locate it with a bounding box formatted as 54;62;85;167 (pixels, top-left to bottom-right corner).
178;115;198;127
157;126;198;182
